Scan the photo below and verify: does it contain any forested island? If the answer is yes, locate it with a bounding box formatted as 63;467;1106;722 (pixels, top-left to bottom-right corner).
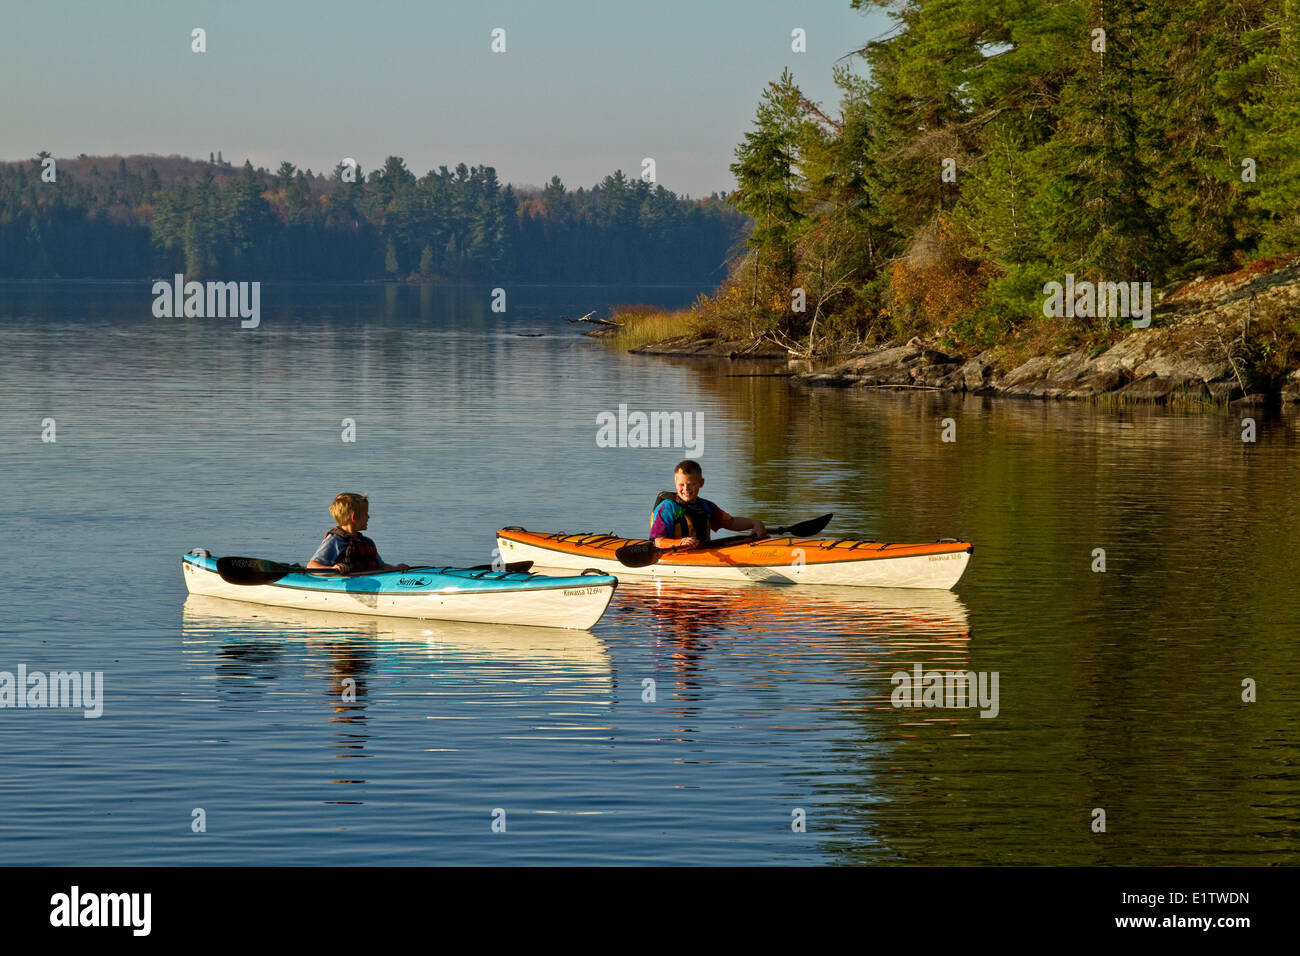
607;0;1300;403
0;153;746;283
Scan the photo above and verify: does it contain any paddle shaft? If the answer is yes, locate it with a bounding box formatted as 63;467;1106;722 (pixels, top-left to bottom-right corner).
666;513;833;550
653;530;790;558
614;513;833;568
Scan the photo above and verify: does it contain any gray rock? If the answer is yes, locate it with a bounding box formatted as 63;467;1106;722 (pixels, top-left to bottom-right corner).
960;353;994;391
1002;356;1055;386
787;312;1292;405
1207;380;1244;402
1230;393;1266;406
1133;354;1230;383
1284;370;1300;404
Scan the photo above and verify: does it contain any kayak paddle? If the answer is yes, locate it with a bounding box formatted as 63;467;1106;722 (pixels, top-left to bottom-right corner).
215;556;533;586
614;513;834;569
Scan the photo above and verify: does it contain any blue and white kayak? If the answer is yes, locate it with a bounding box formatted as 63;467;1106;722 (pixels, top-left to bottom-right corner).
181;551;618;630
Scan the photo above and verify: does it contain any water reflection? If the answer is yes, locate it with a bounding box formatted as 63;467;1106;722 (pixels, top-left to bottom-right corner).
181;595;614;791
182;595;612;674
610;577;972;726
619;578;970;640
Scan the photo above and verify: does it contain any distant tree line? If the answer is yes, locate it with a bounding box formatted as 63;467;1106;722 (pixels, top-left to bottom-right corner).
0;153;747;283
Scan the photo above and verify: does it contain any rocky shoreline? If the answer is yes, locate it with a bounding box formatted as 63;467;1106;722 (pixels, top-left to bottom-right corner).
618;259;1300;405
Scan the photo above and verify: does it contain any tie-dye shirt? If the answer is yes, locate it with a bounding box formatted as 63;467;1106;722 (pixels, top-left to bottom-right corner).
650;496;728;540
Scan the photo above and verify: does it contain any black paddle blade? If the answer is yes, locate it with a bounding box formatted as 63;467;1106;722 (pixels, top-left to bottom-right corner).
215;556;300;586
780;513;834;538
615;540;660;568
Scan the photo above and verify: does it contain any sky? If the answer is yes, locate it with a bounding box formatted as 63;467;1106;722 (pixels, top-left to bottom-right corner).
0;0;897;197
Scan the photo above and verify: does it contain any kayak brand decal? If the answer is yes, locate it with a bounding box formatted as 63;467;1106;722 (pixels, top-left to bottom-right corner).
397;576;432;587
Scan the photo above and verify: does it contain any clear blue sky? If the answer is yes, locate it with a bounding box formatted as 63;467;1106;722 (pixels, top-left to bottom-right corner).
1;0;895;197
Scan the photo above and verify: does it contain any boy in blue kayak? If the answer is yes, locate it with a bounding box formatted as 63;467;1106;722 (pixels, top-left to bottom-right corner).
650;460;765;549
307;492;409;573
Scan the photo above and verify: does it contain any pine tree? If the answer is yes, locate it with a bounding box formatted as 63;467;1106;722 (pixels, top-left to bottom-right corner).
729;68;808;302
1223;0;1300;253
224;161;271;270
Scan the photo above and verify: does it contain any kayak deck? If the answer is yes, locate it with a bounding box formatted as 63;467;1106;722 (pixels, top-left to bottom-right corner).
496;528;972;589
182;551;617;629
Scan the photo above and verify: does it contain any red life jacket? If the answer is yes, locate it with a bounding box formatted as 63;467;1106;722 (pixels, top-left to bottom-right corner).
325;528;382;572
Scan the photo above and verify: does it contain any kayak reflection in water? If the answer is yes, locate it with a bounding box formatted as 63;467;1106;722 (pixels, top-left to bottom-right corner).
648;591;727;696
305;492;410;575
650;460;766;551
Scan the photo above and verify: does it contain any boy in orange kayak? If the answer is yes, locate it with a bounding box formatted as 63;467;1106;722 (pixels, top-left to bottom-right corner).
650;460;766;550
307;493;410;573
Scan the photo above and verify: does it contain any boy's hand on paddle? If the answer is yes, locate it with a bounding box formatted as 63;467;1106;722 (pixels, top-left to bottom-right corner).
751;521;767;539
678;536;699;549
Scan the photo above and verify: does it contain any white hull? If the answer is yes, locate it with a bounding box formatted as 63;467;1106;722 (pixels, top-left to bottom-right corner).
497;536;970;589
182;561;615;630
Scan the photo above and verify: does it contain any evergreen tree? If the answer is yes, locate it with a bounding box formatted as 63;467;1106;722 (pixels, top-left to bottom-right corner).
729;68;808;300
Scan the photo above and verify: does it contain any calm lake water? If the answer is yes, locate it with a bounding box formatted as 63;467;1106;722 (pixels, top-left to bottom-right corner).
2;281;1297;865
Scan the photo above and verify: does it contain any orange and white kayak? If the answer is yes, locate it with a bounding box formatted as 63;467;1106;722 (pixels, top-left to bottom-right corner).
496;527;972;590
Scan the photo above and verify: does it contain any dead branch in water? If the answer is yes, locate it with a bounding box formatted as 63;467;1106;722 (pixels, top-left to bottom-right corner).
565;310;621;328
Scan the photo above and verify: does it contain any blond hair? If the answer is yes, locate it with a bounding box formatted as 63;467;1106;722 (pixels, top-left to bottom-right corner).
329;492;369;526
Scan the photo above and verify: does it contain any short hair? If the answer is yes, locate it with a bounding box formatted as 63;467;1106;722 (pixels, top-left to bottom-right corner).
674;460;703;478
330;492;369;525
